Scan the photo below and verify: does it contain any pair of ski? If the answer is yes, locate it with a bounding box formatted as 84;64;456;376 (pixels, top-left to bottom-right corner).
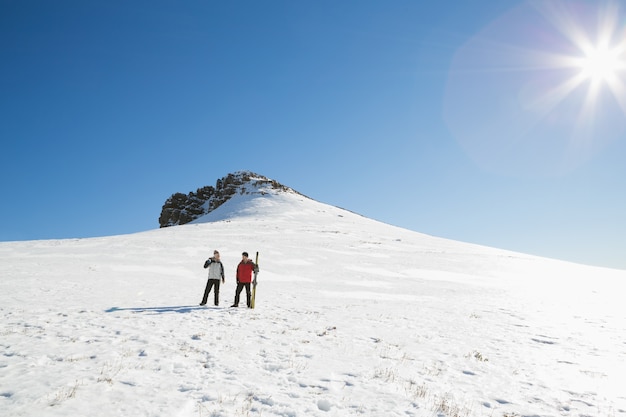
250;251;259;309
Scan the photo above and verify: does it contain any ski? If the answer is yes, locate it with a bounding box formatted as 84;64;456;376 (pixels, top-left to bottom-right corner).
250;251;259;309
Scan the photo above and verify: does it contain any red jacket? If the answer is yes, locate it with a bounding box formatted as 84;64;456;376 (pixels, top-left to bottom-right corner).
236;260;256;283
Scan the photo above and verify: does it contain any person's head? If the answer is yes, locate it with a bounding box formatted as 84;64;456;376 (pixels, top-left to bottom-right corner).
242;252;249;260
213;250;220;259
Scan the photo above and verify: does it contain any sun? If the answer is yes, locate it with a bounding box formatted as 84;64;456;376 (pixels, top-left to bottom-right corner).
539;1;626;117
442;0;626;177
557;0;626;92
578;44;625;83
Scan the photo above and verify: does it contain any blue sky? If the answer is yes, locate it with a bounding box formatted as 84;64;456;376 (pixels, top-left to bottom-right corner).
1;0;625;270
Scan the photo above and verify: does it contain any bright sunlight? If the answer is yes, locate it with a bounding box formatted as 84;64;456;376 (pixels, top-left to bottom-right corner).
554;1;626;101
443;0;626;177
579;46;624;82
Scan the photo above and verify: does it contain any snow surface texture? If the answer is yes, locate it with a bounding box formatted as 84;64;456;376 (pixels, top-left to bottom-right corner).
1;181;625;417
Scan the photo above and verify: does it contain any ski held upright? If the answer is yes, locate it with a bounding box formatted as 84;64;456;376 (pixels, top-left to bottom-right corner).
250;251;259;308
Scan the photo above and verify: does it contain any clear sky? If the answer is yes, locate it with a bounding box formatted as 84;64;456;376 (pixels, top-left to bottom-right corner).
1;0;625;270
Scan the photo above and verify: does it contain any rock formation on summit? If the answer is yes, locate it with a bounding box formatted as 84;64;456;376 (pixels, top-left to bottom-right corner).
158;171;299;227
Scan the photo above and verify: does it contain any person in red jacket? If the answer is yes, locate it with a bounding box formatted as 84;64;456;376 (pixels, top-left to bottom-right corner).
231;252;258;308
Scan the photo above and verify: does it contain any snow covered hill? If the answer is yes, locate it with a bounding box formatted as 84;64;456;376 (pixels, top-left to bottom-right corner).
1;178;625;417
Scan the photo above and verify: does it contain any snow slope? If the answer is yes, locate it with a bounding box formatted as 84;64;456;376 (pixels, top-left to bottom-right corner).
1;184;625;417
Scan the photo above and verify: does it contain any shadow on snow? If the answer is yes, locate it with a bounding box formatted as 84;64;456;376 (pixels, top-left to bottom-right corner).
104;305;214;314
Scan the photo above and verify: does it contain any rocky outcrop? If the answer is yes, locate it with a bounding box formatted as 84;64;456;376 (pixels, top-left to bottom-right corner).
158;171;299;227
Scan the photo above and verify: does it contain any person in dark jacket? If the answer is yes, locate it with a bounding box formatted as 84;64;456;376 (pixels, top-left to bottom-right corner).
200;250;225;306
231;252;258;308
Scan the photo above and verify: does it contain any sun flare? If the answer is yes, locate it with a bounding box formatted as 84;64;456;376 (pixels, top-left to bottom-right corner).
443;0;626;177
536;0;626;118
578;45;625;83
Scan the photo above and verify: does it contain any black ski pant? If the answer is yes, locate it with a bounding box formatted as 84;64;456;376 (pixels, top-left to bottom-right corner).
201;279;221;305
233;282;251;307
